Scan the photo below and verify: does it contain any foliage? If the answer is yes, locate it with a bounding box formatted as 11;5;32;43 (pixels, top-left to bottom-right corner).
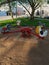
0;0;47;19
18;0;43;19
47;0;49;4
0;17;49;27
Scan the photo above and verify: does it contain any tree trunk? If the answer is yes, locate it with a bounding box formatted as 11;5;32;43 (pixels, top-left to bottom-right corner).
8;2;14;20
10;11;14;21
30;8;35;20
16;1;17;18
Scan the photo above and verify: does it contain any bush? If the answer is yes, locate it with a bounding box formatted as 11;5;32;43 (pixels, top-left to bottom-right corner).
0;17;49;27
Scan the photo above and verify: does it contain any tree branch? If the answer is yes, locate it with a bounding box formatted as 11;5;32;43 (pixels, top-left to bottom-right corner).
19;1;31;15
27;0;33;8
35;4;41;10
34;3;40;9
0;0;17;6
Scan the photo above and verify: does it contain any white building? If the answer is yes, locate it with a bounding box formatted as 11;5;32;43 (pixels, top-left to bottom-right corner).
0;0;49;17
34;0;49;17
0;2;26;15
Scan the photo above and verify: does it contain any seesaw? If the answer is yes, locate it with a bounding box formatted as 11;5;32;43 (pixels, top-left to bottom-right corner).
2;27;44;39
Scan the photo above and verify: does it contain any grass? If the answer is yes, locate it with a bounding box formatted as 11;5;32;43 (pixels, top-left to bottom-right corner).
0;17;49;27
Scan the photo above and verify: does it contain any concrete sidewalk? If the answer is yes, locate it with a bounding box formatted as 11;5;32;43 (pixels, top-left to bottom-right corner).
0;15;28;21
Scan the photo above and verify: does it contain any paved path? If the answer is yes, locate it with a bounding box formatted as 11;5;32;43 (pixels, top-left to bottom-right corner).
0;15;28;21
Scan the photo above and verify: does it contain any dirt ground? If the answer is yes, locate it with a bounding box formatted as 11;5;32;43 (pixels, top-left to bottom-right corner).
0;29;49;65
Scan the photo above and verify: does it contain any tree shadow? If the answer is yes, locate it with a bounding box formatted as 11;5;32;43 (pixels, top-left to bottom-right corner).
27;37;49;65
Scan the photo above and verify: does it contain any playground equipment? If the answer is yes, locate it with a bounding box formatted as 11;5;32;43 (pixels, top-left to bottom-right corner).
1;25;48;39
35;21;48;38
16;20;21;26
0;20;21;33
0;21;48;39
0;24;11;33
35;25;48;38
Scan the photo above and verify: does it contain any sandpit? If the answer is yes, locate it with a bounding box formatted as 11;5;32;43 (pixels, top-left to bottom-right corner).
0;29;49;65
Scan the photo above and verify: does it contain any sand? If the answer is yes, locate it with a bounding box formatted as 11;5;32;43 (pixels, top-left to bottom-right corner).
0;29;49;65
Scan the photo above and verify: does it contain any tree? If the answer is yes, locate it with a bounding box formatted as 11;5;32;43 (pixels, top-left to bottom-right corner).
47;0;49;3
18;0;43;20
0;0;14;20
10;1;17;18
0;0;44;20
7;0;14;20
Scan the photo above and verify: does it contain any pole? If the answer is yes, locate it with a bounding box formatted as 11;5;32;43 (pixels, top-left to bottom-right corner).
16;1;17;18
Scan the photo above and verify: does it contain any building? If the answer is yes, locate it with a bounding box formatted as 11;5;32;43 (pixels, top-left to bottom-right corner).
0;2;26;16
35;0;49;17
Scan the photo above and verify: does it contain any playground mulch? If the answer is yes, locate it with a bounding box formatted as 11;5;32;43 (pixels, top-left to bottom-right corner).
0;29;49;65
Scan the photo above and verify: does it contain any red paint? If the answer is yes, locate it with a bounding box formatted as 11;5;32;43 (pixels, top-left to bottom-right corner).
31;32;44;39
2;27;7;31
2;27;44;39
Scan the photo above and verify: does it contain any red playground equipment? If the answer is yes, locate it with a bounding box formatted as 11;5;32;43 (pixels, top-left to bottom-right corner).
2;27;8;32
2;27;45;39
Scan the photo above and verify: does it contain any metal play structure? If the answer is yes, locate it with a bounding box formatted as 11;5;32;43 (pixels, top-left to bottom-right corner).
0;21;48;39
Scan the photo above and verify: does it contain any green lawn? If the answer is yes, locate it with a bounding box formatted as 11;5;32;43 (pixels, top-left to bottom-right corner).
0;17;49;27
